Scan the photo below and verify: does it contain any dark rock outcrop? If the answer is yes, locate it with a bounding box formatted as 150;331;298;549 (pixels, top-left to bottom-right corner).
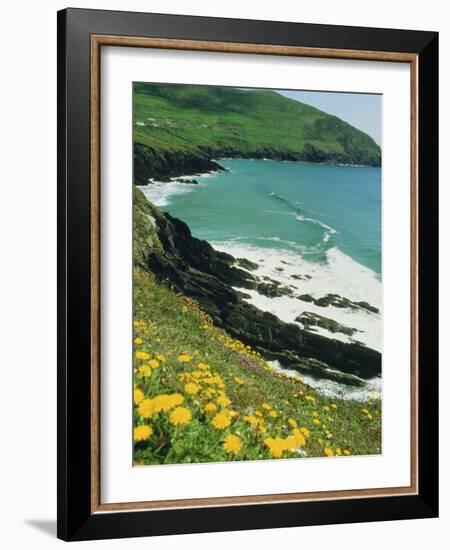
295;311;359;337
134;143;225;184
141;198;381;380
297;292;379;314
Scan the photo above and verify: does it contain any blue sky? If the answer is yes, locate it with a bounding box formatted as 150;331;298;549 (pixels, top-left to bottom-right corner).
276;90;382;145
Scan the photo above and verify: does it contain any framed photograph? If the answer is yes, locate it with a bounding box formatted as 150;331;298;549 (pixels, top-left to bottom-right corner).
57;8;438;541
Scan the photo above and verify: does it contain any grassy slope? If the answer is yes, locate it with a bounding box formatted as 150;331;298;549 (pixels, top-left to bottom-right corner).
133;188;381;465
133;83;381;165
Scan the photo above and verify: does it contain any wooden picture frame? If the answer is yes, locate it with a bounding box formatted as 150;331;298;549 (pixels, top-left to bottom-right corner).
57;8;438;541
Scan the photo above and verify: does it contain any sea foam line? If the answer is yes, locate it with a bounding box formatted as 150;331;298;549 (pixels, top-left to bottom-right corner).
211;240;382;352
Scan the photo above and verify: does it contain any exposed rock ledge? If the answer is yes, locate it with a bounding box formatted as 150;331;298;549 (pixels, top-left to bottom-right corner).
137;191;381;383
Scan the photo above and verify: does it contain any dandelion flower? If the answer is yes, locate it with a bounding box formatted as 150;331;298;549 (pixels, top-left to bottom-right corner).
204;402;217;414
331;403;337;410
292;428;306;446
135;351;150;361
184;382;200;395
264;438;286;458
138;399;157;418
133;388;144;405
217;394;231;407
148;359;160;369
244;415;259;427
323;447;334;457
300;427;310;438
343;449;351;456
313;418;321;426
261;403;271;411
288;418;298;428
134;337;143;345
234;376;244;385
177;353;192;363
134;425;153;441
305;395;315;402
138;365;152;377
269;410;278;418
335;448;342;456
223;434;242;454
212;411;231;430
170;406;192;426
197;363;210;370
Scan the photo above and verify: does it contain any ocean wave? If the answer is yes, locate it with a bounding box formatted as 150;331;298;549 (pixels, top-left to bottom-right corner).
267;192;338;249
210;240;382;352
270;360;382;401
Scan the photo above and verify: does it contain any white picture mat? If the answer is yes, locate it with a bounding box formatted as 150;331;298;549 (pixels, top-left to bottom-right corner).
100;46;411;505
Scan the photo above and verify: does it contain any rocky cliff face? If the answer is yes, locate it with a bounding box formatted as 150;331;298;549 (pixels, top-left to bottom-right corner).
135;189;381;385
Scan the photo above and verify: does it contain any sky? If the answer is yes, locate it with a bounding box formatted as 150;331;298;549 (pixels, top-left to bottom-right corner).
276;90;382;146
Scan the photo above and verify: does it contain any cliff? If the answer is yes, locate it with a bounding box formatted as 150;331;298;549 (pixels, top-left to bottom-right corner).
134;188;381;385
133;83;381;184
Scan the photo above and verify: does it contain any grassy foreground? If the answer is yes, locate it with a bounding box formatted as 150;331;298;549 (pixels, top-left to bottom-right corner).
133;269;381;466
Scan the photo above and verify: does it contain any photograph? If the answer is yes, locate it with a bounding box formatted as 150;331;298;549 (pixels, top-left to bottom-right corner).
132;82;383;465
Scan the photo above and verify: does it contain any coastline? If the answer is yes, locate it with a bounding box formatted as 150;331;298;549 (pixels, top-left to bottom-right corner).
136;160;382;399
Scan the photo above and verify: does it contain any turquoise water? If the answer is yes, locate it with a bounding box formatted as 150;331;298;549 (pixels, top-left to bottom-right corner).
159;159;381;276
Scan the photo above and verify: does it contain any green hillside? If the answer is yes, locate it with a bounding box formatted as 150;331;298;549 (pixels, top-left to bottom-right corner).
133;83;381;183
133;188;381;464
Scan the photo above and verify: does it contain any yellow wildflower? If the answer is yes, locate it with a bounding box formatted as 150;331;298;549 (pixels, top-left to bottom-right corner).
138;394;184;418
177;353;192;363
313;418;321;426
335;448;342;456
133;388;144;405
300;427;310;438
170;407;192;426
148;359;160;369
204;402;217;414
288;418;298;428
134;337;143;345
312;411;319;417
292;429;306;446
212;411;231;430
264;438;287;458
135;351;150;361
323;447;334;457
134;425;153;441
234;376;244;385
217;394;231;407
331;403;337;410
197;363;210;370
138;364;152;377
269;410;278;418
305;395;315;402
366;413;373;421
244;415;259;427
223;434;242;454
184;382;200;395
261;403;271;410
343;449;351;456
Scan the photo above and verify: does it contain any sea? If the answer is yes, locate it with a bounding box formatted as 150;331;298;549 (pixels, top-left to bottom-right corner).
142;159;382;400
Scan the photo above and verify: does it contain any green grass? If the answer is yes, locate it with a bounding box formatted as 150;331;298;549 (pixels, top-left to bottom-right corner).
133;83;381;166
133;268;381;466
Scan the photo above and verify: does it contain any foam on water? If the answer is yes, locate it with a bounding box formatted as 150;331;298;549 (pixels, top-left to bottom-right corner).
211;240;382;352
269;360;382;401
141;172;220;207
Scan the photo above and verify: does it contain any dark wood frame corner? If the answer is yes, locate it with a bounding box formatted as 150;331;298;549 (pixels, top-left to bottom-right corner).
57;7;439;541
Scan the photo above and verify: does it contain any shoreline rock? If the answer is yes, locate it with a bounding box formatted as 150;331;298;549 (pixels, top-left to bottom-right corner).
137;192;382;381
